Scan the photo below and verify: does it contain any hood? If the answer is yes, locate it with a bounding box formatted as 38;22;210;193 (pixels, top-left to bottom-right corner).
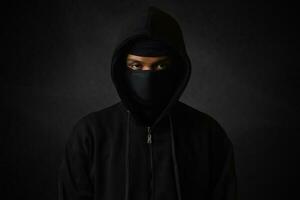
111;6;192;128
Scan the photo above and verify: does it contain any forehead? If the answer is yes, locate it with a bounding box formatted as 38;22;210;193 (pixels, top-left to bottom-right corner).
126;54;170;63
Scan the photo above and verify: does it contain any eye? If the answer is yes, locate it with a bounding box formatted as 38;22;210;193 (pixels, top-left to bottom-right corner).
128;64;141;70
156;63;168;70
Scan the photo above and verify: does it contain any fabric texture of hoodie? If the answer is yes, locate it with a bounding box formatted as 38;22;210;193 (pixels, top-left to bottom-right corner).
57;6;238;200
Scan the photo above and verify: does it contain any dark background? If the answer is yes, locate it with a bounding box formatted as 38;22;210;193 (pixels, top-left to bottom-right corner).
1;0;298;199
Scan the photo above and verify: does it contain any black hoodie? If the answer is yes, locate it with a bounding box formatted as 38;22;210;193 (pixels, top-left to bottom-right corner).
57;6;238;200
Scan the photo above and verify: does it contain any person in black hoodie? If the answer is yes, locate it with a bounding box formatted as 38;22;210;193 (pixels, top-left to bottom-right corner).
57;6;238;200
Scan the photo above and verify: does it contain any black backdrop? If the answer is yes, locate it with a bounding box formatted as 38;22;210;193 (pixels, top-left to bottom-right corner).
1;0;298;200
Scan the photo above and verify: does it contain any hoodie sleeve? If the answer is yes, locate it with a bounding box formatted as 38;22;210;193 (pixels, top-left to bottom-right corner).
210;120;238;200
57;116;94;200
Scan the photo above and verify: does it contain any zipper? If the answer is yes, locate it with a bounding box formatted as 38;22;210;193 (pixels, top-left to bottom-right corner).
147;126;152;144
147;126;154;200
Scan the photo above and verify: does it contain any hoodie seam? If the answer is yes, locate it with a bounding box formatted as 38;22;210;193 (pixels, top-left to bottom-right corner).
169;114;182;200
125;110;130;200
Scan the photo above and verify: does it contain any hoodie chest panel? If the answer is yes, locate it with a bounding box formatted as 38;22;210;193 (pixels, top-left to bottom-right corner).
151;125;179;200
128;116;179;200
93;123;128;200
128;123;151;200
174;122;211;199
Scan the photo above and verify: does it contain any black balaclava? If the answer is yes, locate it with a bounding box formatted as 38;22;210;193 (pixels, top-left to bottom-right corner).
123;37;180;125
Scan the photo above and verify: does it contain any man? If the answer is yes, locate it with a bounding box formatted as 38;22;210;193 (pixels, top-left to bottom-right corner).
57;6;238;200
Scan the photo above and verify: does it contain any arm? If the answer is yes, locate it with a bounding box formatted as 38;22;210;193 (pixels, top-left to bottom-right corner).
57;117;94;200
210;120;238;200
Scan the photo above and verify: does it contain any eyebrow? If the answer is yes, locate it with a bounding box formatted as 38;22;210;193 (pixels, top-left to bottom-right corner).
127;57;170;64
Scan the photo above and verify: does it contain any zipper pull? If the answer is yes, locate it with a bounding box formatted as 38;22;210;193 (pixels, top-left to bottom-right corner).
147;126;152;144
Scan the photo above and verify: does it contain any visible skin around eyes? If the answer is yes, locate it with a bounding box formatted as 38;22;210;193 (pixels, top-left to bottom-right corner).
126;54;172;71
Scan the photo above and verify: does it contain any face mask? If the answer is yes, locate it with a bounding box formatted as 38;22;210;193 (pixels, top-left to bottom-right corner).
124;68;178;108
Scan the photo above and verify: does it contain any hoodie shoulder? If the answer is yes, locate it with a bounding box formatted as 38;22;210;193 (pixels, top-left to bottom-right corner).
174;101;232;142
66;102;123;148
175;101;220;124
72;102;122;132
80;102;121;120
91;102;121;117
